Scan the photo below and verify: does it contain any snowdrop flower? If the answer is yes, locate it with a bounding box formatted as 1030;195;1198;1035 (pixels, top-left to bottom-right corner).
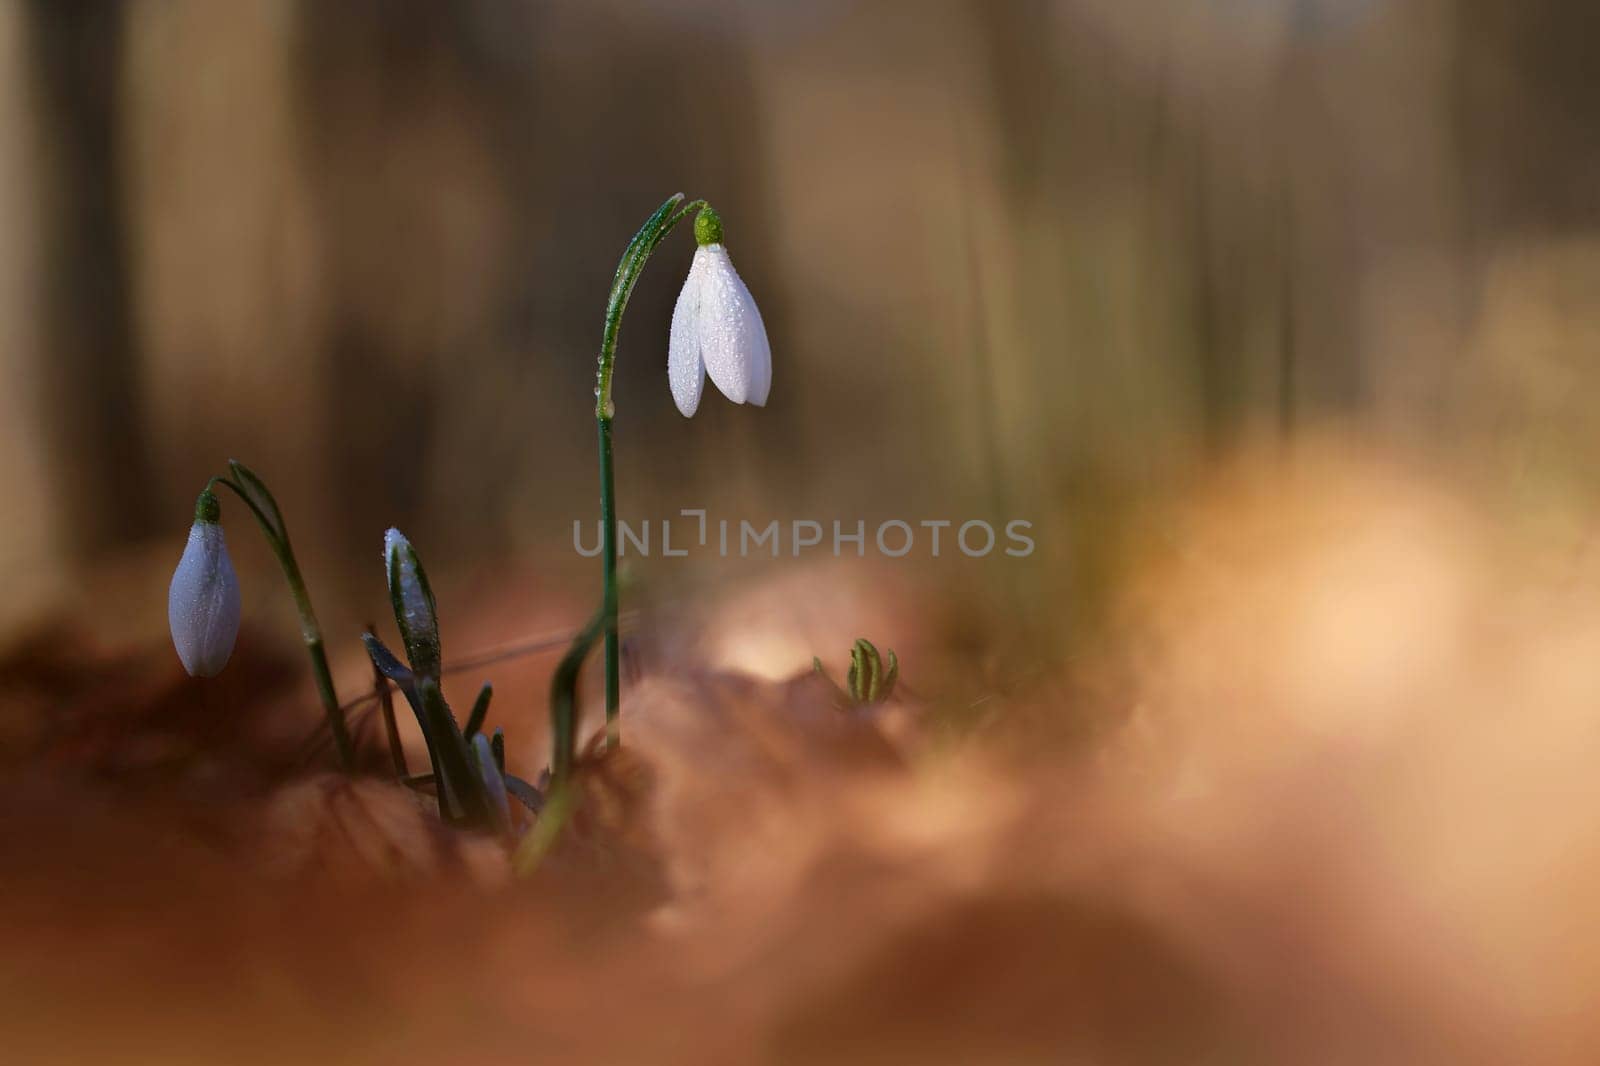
168;488;241;677
384;527;441;680
668;206;772;417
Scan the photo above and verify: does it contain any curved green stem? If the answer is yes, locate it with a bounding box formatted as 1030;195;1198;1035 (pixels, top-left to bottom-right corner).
591;194;706;741
208;470;355;770
594;195;707;419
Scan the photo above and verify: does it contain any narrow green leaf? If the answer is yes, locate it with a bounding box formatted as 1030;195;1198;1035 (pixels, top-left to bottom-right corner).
362;631;414;690
418;677;492;828
854;639;882;702
512;783;575;877
814;657;851;706
363;632;445;816
502;774;544;814
211;478;283;558
471;733;511;834
226;460;286;542
464;682;493;739
550;603;607;784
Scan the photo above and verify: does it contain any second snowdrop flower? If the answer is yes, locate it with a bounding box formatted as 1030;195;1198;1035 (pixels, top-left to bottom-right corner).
168;488;241;678
668;206;772;417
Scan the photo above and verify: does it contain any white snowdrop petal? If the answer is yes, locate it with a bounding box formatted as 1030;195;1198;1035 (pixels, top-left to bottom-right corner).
745;285;773;407
168;522;242;677
668;250;708;417
696;245;767;406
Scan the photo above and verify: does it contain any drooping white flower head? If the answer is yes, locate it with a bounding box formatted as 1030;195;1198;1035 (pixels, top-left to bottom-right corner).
168;489;242;678
668;206;772;417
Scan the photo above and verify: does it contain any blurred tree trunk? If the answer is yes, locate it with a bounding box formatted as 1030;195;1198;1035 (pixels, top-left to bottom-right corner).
23;0;151;555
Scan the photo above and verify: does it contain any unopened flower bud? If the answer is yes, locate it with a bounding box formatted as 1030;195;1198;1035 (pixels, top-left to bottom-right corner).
168;489;242;677
384;528;441;679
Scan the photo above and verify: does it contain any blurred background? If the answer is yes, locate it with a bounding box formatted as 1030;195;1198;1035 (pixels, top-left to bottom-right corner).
0;0;1596;654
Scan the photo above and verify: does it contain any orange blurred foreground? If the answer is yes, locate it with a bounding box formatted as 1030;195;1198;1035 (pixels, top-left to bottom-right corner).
3;443;1599;1065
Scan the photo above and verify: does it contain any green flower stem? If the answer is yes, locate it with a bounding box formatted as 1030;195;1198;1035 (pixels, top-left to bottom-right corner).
303;637;350;764
597;416;620;745
207;470;355;770
592;193;706;743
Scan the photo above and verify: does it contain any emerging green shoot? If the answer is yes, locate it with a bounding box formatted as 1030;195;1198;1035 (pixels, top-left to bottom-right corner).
815;638;901;707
